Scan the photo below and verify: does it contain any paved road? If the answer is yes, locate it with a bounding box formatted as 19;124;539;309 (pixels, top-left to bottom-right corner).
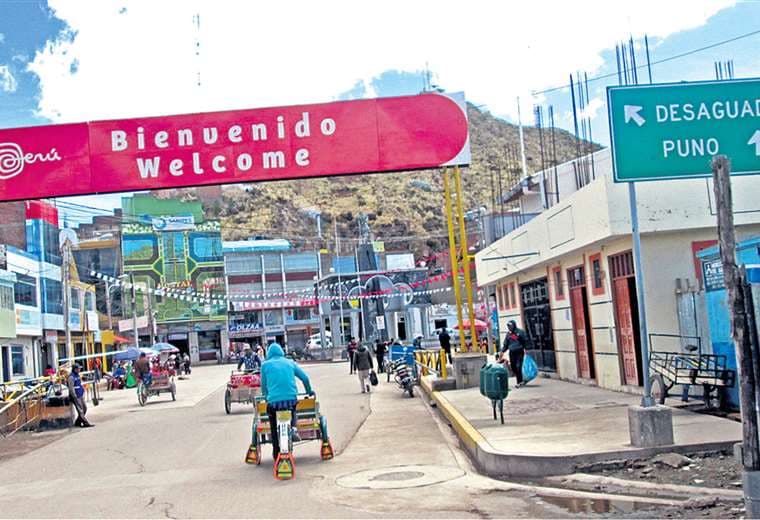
0;363;576;518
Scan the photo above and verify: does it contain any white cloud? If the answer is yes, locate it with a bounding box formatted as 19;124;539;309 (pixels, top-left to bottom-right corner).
0;33;5;44
28;0;735;124
0;65;17;92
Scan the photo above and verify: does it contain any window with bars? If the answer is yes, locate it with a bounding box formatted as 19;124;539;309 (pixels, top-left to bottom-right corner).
553;267;564;300
589;253;605;295
609;251;635;279
567;266;585;288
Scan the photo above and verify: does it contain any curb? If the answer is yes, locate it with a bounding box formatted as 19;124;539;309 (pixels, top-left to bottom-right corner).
420;376;740;479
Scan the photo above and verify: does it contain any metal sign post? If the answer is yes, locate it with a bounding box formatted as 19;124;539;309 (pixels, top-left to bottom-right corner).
627;183;654;407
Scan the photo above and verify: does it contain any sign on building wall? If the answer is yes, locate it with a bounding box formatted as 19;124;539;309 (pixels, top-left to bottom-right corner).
702;258;725;292
608;78;760;182
0;93;470;202
149;215;195;231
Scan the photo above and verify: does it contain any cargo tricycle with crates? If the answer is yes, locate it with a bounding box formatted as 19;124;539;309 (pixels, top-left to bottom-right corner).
224;370;261;414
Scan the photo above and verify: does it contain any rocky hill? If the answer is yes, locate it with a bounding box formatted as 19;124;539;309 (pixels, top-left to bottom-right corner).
179;104;597;255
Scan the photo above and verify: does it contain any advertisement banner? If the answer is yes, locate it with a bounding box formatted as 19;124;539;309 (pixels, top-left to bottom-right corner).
149;215;195;231
0;93;470;202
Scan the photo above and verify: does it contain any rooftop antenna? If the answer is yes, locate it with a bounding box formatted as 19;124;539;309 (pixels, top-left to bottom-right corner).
644;34;653;83
193;13;201;87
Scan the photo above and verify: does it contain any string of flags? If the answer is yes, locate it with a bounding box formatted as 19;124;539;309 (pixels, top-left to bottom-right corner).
89;269;455;308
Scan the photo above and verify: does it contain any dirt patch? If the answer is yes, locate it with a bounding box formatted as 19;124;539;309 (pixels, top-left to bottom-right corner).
582;451;744;519
586;451;741;490
0;429;70;464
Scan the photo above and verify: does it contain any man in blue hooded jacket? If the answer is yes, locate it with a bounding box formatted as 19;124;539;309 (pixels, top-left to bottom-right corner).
260;343;313;459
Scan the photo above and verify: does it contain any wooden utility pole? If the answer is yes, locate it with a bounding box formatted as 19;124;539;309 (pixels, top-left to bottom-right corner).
712;155;760;515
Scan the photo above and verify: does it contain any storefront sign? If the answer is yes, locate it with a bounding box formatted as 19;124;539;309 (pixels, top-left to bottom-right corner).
0;93;470;202
228;322;263;338
150;215;195;231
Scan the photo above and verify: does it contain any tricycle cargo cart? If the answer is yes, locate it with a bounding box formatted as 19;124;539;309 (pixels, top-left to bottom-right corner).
648;334;735;410
224;370;261;414
244;393;333;480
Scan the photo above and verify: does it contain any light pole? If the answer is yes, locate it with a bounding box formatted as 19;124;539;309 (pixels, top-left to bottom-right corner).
119;273;138;349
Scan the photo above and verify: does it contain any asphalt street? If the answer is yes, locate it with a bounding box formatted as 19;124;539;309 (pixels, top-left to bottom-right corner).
0;363;568;518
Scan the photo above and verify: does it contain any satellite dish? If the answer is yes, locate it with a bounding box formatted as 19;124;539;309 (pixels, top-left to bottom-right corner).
59;228;79;247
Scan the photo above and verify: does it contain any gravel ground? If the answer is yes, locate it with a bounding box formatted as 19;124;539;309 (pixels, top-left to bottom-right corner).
586;451;745;519
592;451;741;489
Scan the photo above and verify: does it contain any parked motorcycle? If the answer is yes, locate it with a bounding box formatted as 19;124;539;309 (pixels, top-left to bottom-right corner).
387;358;415;398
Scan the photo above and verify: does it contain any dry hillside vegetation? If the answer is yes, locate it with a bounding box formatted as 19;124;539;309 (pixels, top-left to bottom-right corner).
175;104;596;254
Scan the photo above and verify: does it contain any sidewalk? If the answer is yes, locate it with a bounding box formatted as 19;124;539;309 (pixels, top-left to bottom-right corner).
420;374;742;479
86;363;232;423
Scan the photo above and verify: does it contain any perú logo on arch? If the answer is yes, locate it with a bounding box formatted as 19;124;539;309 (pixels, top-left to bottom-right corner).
0;142;62;180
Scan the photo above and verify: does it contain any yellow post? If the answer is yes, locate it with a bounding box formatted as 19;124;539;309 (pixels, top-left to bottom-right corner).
454;166;479;352
443;168;464;370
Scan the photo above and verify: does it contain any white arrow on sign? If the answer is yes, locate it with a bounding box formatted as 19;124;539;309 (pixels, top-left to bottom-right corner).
624;105;646;127
748;130;760;156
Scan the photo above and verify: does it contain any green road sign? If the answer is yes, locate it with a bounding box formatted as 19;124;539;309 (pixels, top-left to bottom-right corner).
608;78;760;182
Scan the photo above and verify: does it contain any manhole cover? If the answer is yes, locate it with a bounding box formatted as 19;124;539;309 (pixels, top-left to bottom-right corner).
336;465;465;490
370;471;425;482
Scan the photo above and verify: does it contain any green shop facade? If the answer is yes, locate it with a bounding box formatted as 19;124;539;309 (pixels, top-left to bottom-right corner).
121;195;228;363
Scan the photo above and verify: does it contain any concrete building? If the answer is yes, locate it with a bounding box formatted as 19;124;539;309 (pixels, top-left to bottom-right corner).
0;201;100;378
120;194;226;363
223;240;319;351
475;148;760;392
317;253;433;348
0;269;18;382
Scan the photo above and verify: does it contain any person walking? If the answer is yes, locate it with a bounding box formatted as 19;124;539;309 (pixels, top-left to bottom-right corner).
499;320;529;387
67;364;93;428
374;339;386;373
438;328;452;367
347;337;358;374
353;342;374;393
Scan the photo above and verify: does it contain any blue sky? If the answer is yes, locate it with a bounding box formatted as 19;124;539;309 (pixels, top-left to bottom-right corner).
0;1;758;223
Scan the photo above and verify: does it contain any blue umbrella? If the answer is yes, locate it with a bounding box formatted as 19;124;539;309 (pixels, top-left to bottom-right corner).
153;342;180;353
113;347;159;362
113;347;142;362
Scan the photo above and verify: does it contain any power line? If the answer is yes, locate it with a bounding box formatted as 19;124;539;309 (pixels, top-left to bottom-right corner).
532;28;760;96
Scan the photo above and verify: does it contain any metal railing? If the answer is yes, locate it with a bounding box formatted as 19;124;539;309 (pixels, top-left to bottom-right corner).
0;382;48;438
414;349;448;379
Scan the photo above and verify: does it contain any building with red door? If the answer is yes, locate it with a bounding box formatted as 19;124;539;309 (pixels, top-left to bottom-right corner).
475;149;760;392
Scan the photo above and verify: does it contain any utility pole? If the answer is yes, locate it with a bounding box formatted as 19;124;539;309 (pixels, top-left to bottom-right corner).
315;249;328;355
354;244;366;341
130;273;138;349
443;168;466;358
517;97;529;179
61;237;73;363
334;220;345;348
454;166;479;350
145;284;155;347
280;253;288;349
443;168;466;357
105;281;114;331
712;155;760;517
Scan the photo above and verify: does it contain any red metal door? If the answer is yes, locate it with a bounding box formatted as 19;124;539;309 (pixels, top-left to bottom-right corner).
614;278;638;385
570;287;591;379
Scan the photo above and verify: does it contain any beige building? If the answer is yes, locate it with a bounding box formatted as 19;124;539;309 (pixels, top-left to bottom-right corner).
475;149;760;392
